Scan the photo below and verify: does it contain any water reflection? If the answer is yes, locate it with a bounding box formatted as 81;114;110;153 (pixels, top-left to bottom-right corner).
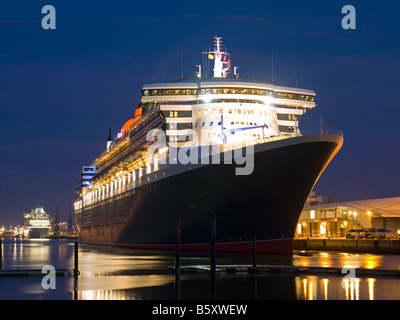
1;240;400;300
294;275;396;300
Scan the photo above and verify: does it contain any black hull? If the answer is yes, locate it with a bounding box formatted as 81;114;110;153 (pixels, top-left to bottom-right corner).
28;228;50;239
76;134;343;254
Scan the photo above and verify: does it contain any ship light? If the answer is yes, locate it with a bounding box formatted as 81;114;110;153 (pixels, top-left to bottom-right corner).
202;94;212;103
367;211;371;216
261;96;274;105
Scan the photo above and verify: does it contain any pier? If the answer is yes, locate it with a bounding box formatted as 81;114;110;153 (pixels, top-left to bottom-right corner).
168;264;400;278
294;238;400;254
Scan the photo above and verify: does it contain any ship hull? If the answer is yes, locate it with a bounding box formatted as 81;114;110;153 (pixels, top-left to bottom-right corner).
28;228;51;239
76;134;343;254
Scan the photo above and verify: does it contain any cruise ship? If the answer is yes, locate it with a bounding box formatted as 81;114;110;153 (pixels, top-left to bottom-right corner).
23;207;52;238
73;36;343;254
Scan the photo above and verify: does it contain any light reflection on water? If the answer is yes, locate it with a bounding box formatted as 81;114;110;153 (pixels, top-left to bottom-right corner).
1;239;400;300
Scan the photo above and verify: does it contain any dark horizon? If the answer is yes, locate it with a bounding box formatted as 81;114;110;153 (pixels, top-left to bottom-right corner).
1;0;399;226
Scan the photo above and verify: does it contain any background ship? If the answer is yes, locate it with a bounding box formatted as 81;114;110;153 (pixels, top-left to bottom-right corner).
23;207;52;238
74;36;343;254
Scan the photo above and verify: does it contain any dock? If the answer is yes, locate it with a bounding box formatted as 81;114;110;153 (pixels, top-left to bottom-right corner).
294;238;400;254
0;269;69;277
168;264;400;278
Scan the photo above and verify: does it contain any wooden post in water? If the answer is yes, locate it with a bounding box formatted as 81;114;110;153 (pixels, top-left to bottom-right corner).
0;238;2;270
175;218;181;299
210;215;216;300
74;241;79;278
252;235;257;272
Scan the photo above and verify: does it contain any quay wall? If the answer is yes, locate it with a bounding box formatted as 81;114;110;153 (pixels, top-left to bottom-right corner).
293;239;400;254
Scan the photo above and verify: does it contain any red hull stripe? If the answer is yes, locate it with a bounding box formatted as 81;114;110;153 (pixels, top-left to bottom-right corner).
89;238;294;254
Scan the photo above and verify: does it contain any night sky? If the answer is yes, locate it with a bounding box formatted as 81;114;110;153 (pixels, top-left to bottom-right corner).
1;1;399;226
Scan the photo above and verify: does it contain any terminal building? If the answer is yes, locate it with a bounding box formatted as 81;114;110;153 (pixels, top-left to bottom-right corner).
296;193;400;239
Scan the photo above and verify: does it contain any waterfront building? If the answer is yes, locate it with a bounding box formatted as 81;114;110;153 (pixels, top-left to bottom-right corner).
296;196;400;239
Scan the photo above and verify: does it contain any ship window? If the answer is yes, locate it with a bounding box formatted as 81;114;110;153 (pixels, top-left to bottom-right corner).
170;111;174;117
198;110;201;116
205;109;208;115
210;121;214;126
195;122;198;128
238;110;241;114
212;88;218;94
218;121;221;125
205;88;211;94
202;122;205;127
219;109;223;114
143;90;150;96
174;111;178;117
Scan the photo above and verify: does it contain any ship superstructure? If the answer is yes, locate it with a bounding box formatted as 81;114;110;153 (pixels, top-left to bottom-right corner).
73;36;343;254
23;207;52;238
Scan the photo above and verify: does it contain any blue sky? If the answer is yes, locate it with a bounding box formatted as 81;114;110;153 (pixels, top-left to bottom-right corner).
0;0;399;225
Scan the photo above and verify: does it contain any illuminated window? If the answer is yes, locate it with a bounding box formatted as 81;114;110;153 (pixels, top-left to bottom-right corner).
310;210;315;219
320;222;326;234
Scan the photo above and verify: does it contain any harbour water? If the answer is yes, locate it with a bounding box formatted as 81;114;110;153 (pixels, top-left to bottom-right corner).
1;238;400;300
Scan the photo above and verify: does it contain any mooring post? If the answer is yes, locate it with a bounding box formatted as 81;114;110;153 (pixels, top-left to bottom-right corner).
252;235;257;272
0;238;2;270
74;241;79;278
210;215;216;300
175;218;181;299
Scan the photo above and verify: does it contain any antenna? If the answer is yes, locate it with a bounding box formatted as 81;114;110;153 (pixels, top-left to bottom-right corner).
271;50;274;83
181;44;183;79
319;117;324;134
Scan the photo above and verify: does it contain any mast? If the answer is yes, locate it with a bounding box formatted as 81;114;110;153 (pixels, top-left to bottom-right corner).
213;36;230;78
202;35;231;78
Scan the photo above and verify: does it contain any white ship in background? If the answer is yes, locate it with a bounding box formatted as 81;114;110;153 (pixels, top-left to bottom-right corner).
23;207;52;238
